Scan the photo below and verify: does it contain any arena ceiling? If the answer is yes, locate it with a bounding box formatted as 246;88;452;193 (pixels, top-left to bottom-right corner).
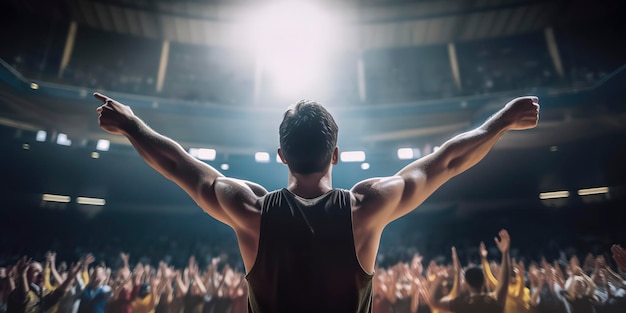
3;0;624;49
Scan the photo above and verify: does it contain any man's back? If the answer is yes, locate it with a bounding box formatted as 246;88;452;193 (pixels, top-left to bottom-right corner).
246;189;373;313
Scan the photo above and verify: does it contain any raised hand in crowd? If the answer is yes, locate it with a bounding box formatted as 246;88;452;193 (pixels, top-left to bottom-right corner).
611;244;626;272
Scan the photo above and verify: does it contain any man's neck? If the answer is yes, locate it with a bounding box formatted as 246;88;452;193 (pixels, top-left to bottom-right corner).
286;170;333;199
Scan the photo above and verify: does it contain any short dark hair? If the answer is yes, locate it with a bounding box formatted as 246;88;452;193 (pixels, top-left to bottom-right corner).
279;100;338;175
464;266;485;290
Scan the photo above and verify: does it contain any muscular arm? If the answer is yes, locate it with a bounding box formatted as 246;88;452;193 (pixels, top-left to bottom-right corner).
95;93;265;227
353;96;539;226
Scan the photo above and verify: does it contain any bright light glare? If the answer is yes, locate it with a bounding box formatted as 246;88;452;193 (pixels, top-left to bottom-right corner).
397;148;421;160
96;139;110;151
76;197;106;206
189;148;216;161
56;133;71;146
361;163;370;170
220;164;230;171
539;190;569;200
577;187;608;196
255;152;270;163
340;151;366;162
245;1;339;98
36;130;47;142
42;194;71;203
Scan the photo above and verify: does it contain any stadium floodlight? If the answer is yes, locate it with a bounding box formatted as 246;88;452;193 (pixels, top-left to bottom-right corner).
340;151;366;163
397;148;421;160
76;197;106;206
244;1;340;98
36;130;47;142
539;190;569;200
255;152;270;163
96;139;110;151
189;148;216;161
220;164;230;171
577;187;608;196
56;133;72;146
42;194;71;203
361;163;370;170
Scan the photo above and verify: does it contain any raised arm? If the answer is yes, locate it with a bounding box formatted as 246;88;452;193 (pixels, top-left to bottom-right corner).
41;260;83;312
427;270;452;312
449;246;461;298
530;272;545;307
611;244;626;271
494;230;511;307
353;96;539;225
190;262;207;295
94;93;265;226
44;252;59;290
49;252;65;287
175;271;189;296
480;242;498;291
81;254;95;286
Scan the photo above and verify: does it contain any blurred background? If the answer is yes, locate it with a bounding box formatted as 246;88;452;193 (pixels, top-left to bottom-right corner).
0;0;625;269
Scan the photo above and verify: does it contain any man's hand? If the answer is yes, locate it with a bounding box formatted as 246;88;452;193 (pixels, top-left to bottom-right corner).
45;251;56;265
95;92;136;135
68;261;83;278
611;244;626;271
494;229;510;254
84;253;95;266
16;256;30;276
135;263;145;277
479;241;488;259
500;96;540;131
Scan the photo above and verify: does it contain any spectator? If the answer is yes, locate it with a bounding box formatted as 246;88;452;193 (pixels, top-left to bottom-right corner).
429;230;511;313
7;257;82;313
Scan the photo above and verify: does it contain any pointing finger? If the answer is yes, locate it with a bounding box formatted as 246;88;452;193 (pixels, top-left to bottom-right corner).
93;92;109;103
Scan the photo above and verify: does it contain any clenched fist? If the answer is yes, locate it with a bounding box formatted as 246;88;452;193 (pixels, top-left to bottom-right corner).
500;96;540;131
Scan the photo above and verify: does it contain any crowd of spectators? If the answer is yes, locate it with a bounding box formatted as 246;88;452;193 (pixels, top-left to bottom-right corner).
1;228;626;313
1;197;625;313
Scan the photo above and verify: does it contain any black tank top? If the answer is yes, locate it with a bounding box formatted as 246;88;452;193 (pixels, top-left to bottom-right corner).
246;188;373;313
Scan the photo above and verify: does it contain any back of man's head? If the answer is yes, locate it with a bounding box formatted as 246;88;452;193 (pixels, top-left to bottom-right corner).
464;266;485;290
279;100;338;175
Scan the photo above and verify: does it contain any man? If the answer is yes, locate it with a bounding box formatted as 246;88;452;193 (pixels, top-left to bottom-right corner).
76;266;111;313
429;230;511;313
7;258;82;313
95;92;539;313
